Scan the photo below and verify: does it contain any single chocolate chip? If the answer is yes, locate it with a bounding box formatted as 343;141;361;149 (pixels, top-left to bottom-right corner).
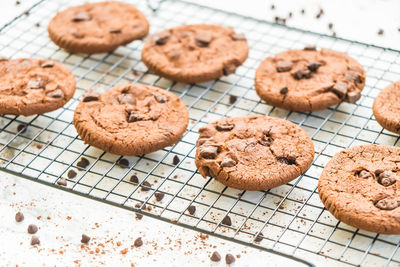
307;61;322;72
345;71;362;83
210;251;221;262
15;212;24;222
331;81;348;98
154;94;168;103
30;235;40;246
216;123;234;131
76;157;90;169
40;60;54;68
277;156;296;165
292;70;304;80
375;197;398;210
28;78;44;89
82;90;99;102
221;215;232;226
154;32;170;45
270;4;275;9
81;234;91;244
135;202;146;210
220;157;236;167
73;12;91;22
35;22;40;27
110;29;121;34
288;12;293;18
135;213;143;220
28;224;38;234
195;32;212;47
67;170;77;179
155;192;164;202
346;91;361;104
118;94;135;105
280;87;288;94
17;124;27;133
130;175;139;184
304;45;316;51
141;181;151;191
117;158;130;168
229;95;237;104
46;89;64;99
357;169;373;179
187;205;196;215
199;146;219;159
172;155;180;165
57;178;67;186
328;23;333;29
231;33;246;41
276;61;293;72
301;9;305;14
225;254;235;265
377;171;396;187
378;29;384;35
254;232;264;242
134;237;143;247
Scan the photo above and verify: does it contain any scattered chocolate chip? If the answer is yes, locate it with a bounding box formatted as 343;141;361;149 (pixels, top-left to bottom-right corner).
17;124;27;133
211;251;221;262
304;45;316;51
135;202;146;210
73;12;91;22
110;29;121;34
331;81;348;98
130;175;139;184
346;91;361;104
195;32;212;47
30;235;40;246
35;22;40;27
328;23;333;30
118;94;135;105
301;9;305;14
277;156;296;165
82;90;99;102
15;212;24;222
307;61;322;72
378;29;384;35
141;181;151;191
254;232;264;242
229;95;237;104
135;213;143;220
172;155;180;165
155;192;164;202
231;33;246;41
46;89;64;99
225;254;235;265
280;87;288;94
76;157;90;169
28;78;44;89
23;10;29;16
15;1;20;5
357;169;373;179
28;224;38;234
57;178;67;186
188;205;196;215
288;12;293;18
67;170;77;179
270;4;275;10
40;60;54;68
134;237;143;247
154;32;170;45
220;157;236;167
154;94;168;103
81;234;91;244
375;197;398;210
117;158;130;168
221;215;232;226
376;171;396;187
216;123;234;131
276;61;293;72
199;146;219;159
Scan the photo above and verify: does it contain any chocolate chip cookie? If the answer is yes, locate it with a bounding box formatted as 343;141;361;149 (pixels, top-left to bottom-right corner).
0;58;76;116
73;84;189;156
373;81;400;134
319;144;400;234
141;24;249;83
255;47;366;112
195;115;314;190
48;1;149;54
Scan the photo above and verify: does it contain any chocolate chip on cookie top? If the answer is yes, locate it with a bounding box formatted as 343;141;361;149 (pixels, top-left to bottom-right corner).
195;115;314;191
255;47;366;112
319;144;400;234
48;1;149;54
0;58;76;116
373;81;400;134
141;24;249;83
73;84;189;156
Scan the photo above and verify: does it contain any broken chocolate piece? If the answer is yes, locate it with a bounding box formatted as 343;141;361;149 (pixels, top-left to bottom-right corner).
172;155;180;165
375;197;399;210
40;60;54;68
199;146;219;159
76;157;90;169
28;224;38;234
46;89;64;98
216;123;234;131
277;156;296;165
231;33;246;41
187;205;196;215
57;178;67;186
304;45;316;51
195;32;212;47
82;90;99;102
221;215;232;226
15;212;24;222
376;171;396;187
134;237;143;247
225;254;235;265
307;61;322;72
31;236;40;246
331;81;348;98
155;192;164;202
81;234;91;244
154;32;170;45
154;94;168;103
357;169;373;179
220;157;236;167
73;12;91;22
210;251;221;262
276;61;293;72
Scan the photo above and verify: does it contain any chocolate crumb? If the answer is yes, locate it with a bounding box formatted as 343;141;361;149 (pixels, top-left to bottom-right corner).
30;235;40;246
135;202;146;210
28;224;38;234
130;175;139;184
35;22;40;27
188;205;196;215
270;4;275;10
135;213;143;220
155;192;164;202
172;155;180;165
328;23;333;29
17;124;27;133
221;215;232;226
254;232;264;242
378;29;384;35
57;178;67;186
117;158;130;168
226;254;236;265
67;170;77;179
229;95;237;104
211;251;221;262
76;157;90;169
15;212;24;222
81;234;91;244
134;237;143;247
301;9;305;14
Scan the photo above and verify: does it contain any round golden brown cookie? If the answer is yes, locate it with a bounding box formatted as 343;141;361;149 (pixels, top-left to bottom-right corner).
373;81;400;134
195;115;314;191
141;24;249;83
318;144;400;234
255;47;366;112
0;58;76;116
48;1;149;54
73;84;189;156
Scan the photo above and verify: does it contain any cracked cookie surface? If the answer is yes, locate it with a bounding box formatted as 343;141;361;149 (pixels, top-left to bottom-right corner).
141;24;249;83
48;1;149;54
0;58;76;116
255;47;365;112
73;84;188;155
373;81;400;135
318;144;400;234
195;115;314;191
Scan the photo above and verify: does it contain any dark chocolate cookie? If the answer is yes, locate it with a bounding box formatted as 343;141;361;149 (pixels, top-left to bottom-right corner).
373;81;400;134
195;115;314;190
73;84;189;155
141;24;249;83
48;1;149;54
319;144;400;234
0;58;76;116
255;47;366;112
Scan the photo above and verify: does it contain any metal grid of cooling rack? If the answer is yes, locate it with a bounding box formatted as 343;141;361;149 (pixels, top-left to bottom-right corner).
1;0;400;266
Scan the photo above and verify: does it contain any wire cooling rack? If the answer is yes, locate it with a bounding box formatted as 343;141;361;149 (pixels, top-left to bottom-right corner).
1;0;400;266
